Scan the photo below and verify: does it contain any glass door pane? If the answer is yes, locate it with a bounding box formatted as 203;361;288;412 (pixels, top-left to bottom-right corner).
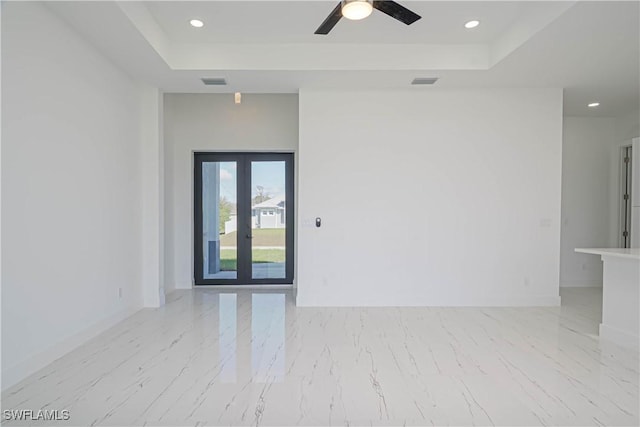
194;152;292;285
251;161;286;279
202;161;237;279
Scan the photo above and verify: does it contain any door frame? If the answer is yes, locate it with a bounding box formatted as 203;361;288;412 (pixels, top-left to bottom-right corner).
618;144;633;248
193;152;294;286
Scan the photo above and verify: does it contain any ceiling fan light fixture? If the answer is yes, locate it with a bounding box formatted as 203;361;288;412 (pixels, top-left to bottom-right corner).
342;0;373;21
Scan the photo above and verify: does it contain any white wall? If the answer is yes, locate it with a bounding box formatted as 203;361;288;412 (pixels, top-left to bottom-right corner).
297;88;563;306
163;94;298;290
614;109;640;142
1;2;154;388
560;117;617;287
559;111;639;287
140;86;165;306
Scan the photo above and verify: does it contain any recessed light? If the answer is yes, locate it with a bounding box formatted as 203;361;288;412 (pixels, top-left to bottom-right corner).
588;102;600;108
465;20;480;29
190;19;204;28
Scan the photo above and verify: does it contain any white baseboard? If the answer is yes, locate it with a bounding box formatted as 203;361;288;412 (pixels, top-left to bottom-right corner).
600;323;640;351
296;293;561;307
1;305;141;391
560;279;602;288
175;281;193;290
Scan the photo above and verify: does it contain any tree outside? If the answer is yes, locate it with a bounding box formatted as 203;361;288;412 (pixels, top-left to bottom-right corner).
218;196;233;234
252;185;272;206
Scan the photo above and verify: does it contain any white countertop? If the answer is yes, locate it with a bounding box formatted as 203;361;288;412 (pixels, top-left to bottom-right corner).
575;248;640;260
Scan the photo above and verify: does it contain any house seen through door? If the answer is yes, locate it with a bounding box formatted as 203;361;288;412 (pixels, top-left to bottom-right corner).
194;153;294;285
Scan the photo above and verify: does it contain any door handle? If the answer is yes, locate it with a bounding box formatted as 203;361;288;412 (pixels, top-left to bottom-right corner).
246;234;252;239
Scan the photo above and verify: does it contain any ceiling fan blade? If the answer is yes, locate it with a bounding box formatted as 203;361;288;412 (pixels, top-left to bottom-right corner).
315;2;343;35
373;1;421;25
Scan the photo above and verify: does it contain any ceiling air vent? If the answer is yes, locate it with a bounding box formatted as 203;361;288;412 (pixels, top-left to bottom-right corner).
411;77;439;85
201;77;227;86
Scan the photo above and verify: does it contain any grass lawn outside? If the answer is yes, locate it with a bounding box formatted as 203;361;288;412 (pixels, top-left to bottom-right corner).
220;228;285;247
220;248;285;271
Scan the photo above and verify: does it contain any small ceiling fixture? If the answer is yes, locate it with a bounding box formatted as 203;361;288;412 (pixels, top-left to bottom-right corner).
464;20;480;29
190;19;204;28
588;102;600;107
201;77;226;86
235;92;242;104
342;0;373;20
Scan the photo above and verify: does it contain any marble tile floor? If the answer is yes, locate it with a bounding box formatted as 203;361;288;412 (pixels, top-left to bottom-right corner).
2;288;638;426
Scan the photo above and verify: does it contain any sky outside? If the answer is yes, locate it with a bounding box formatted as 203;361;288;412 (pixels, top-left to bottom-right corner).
218;161;285;204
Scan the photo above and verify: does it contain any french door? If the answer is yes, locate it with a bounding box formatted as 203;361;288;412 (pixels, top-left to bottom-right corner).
194;152;294;285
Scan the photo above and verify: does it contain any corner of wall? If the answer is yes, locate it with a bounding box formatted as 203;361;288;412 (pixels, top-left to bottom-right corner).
615;109;640;142
560;279;603;288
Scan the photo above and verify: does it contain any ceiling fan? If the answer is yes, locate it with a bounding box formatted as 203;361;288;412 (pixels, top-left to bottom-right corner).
315;0;421;35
